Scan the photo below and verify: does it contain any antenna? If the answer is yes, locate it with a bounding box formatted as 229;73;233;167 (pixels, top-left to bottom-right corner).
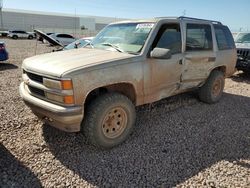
182;9;186;16
0;0;3;29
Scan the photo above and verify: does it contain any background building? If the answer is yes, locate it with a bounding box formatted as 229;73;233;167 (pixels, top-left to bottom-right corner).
1;8;127;37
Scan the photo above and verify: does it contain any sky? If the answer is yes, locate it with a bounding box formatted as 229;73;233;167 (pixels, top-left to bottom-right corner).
3;0;250;31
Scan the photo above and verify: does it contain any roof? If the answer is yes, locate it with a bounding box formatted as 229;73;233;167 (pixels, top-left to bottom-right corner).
110;16;222;25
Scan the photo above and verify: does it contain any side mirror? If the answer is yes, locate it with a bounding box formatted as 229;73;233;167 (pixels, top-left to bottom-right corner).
150;48;172;59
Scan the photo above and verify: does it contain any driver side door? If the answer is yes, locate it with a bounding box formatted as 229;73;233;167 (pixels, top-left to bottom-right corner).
144;23;184;103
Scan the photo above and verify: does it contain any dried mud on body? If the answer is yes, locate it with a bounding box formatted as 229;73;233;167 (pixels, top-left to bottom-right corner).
0;39;250;188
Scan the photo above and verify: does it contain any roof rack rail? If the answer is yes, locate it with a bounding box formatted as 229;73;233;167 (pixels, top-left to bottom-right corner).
178;16;222;25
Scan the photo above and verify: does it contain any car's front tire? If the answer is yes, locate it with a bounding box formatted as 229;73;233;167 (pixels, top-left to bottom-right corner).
12;35;18;39
198;70;225;104
82;92;136;149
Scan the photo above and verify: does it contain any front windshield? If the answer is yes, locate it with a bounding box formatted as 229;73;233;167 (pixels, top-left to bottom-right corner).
91;22;155;54
235;33;250;43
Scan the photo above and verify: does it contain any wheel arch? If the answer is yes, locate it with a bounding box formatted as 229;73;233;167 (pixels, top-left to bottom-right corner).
84;82;137;109
212;65;227;77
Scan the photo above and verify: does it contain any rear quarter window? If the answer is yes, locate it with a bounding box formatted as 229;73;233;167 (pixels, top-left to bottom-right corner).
214;25;235;50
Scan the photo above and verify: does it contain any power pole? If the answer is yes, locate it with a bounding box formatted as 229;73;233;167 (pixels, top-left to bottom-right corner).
0;0;3;30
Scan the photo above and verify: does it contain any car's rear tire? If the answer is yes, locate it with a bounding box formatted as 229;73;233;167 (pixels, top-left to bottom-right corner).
82;92;136;149
28;35;34;40
12;35;18;39
198;70;225;104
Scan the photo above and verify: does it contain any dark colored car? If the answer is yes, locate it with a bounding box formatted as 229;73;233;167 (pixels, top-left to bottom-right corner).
0;42;9;61
235;33;250;73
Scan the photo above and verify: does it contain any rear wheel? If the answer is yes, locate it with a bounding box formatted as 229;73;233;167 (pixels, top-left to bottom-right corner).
82;92;136;149
198;70;225;104
28;35;33;39
12;35;18;39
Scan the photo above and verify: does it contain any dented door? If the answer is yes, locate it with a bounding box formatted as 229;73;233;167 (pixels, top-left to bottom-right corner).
144;54;183;103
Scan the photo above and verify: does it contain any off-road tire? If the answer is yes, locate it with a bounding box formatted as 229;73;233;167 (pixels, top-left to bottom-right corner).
82;92;136;149
12;35;18;39
198;70;225;104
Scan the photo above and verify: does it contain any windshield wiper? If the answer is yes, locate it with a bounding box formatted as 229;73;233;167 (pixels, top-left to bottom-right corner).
101;43;124;52
84;42;94;48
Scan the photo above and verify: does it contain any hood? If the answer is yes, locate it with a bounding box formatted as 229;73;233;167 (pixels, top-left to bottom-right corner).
35;29;64;47
22;48;134;77
236;42;250;49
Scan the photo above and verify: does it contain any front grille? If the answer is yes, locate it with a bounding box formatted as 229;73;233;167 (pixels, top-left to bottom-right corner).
237;49;250;59
26;71;43;83
28;86;45;98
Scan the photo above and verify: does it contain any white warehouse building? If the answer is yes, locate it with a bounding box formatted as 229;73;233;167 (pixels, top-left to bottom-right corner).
1;9;126;36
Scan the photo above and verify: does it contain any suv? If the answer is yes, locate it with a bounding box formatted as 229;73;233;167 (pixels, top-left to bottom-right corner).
235;32;250;73
20;17;236;148
8;30;35;39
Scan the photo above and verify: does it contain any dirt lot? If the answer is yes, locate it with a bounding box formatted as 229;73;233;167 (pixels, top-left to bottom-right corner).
0;39;250;188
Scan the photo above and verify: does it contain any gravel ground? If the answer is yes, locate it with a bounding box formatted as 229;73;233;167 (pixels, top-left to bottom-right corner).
0;39;250;188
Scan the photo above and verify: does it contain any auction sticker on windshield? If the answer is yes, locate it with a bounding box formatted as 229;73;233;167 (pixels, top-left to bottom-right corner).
136;23;154;29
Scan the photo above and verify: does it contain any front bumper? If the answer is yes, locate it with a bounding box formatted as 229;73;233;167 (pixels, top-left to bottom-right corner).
19;82;84;132
236;59;250;72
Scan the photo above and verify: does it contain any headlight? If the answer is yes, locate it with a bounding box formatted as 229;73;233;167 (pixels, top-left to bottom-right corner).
46;92;75;105
43;78;73;90
43;78;74;104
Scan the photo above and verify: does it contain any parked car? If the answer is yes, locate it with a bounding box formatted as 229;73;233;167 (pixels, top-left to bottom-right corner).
49;33;76;46
8;30;35;39
0;31;9;37
20;17;236;149
234;32;250;73
0;42;9;61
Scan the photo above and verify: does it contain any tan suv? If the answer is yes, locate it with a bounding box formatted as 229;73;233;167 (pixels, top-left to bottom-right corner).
20;17;237;148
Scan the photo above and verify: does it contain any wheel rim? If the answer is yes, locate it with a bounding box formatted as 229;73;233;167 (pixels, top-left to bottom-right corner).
212;78;222;97
102;107;128;139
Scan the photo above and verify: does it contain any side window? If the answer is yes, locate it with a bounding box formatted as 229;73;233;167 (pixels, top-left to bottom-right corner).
57;34;74;39
152;24;182;54
214;25;235;50
186;24;213;51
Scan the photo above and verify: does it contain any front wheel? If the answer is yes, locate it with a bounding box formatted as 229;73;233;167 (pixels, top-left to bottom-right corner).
198;70;225;104
82;92;136;149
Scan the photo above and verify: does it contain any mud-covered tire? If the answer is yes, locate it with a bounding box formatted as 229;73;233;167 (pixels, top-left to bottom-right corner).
198;70;225;104
82;92;136;149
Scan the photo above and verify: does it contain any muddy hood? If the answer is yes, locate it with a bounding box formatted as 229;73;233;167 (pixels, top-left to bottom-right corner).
236;42;250;49
22;48;134;77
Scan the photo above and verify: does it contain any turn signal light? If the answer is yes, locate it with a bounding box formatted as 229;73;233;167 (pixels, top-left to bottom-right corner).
61;80;73;90
64;95;74;104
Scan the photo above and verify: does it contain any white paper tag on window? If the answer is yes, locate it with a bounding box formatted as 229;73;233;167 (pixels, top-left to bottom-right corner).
136;23;154;29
